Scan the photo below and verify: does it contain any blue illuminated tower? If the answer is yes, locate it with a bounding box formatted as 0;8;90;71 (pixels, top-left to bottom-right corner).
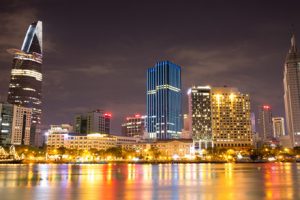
146;61;182;139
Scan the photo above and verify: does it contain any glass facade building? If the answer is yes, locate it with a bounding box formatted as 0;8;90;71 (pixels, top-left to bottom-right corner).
147;61;182;139
7;21;43;146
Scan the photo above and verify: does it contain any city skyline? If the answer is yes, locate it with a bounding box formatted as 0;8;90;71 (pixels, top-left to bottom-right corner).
0;1;300;133
0;2;300;200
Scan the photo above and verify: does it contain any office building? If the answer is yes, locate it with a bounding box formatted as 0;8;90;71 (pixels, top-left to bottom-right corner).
257;105;273;141
74;110;111;134
272;117;285;138
283;33;300;147
122;114;146;137
188;86;213;148
147;61;182;139
7;21;43;146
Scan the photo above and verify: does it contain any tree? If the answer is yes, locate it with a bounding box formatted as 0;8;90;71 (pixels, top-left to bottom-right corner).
149;146;160;160
56;147;66;155
105;147;122;158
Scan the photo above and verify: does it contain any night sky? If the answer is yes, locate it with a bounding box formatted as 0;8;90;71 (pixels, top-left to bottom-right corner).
0;1;300;134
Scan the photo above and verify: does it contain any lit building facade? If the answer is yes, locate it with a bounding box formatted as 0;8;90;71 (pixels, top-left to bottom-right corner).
121;114;146;137
147;61;182;140
211;87;252;148
283;34;300;147
272;117;285;138
46;132;140;151
188;86;213;149
75;110;111;134
7;21;43;146
257;105;273;141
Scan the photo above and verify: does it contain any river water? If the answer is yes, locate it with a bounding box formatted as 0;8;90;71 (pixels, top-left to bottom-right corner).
0;163;299;200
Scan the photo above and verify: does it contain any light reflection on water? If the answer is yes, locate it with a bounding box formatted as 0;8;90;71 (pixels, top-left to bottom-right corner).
0;163;299;200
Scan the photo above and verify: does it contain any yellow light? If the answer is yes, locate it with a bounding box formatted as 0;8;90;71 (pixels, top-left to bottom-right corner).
106;156;112;160
229;93;235;101
11;69;42;81
215;94;222;104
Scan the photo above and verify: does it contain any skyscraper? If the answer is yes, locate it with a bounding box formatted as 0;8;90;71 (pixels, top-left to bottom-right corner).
122;114;146;137
283;33;300;147
147;61;182;140
7;21;43;146
257;105;273;142
272;117;285;138
74;110;111;134
188;86;213;149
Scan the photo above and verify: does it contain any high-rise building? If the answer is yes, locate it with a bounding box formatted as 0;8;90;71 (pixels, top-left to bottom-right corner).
257;105;273;141
188;86;253;148
146;61;182;140
211;87;252;148
122;114;146;137
74;110;111;134
283;33;300;147
7;21;43;146
272;117;285;138
188;86;213;148
10;105;32;145
0;103;32;146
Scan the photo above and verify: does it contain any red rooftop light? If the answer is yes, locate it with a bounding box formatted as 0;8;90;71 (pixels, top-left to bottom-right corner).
135;114;141;118
263;105;270;110
104;113;112;117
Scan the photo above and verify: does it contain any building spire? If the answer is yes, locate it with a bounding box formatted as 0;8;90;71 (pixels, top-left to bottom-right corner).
290;31;297;53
